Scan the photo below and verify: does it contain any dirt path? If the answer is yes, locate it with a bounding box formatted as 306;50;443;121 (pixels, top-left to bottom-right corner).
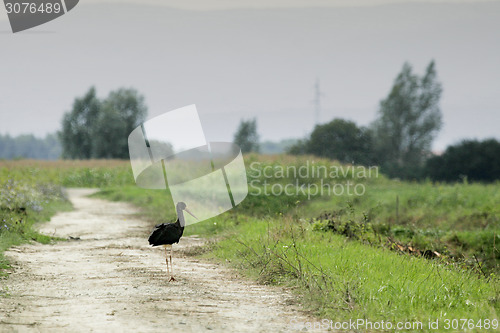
0;189;317;332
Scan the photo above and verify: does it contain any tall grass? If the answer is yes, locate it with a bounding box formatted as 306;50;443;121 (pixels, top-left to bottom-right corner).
0;159;134;187
0;179;71;278
206;215;499;324
303;182;500;274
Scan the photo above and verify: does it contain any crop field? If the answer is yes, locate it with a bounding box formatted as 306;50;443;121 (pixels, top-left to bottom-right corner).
1;157;498;327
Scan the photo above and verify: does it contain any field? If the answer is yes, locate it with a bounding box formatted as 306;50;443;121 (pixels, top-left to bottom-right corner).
1;157;499;329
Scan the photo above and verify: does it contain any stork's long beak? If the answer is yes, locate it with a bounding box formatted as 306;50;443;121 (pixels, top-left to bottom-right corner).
184;207;197;219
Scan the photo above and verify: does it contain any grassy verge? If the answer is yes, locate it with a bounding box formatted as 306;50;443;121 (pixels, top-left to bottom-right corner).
304;182;500;275
0;182;71;278
210;217;499;328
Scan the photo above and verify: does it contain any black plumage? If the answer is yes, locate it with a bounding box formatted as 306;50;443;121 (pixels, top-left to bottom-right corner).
147;202;196;281
148;219;184;246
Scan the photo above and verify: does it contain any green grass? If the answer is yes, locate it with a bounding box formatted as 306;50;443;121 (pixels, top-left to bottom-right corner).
209;216;499;323
0;159;134;188
0;182;71;278
303;181;500;231
302;181;500;274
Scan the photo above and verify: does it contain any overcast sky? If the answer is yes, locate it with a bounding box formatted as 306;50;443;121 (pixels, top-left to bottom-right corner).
81;0;497;9
0;0;499;151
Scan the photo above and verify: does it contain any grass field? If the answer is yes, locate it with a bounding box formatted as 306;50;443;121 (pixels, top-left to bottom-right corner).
1;157;499;328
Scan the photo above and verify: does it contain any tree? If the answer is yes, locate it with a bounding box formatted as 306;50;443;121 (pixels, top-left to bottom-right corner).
59;87;100;159
234;118;259;153
92;89;147;159
425;139;500;182
371;61;443;178
287;118;375;165
306;119;374;165
59;87;147;159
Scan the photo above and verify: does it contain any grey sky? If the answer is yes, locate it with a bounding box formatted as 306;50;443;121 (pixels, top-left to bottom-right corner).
82;0;497;10
0;0;499;151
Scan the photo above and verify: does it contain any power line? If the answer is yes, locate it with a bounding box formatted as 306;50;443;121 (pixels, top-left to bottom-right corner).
313;78;324;124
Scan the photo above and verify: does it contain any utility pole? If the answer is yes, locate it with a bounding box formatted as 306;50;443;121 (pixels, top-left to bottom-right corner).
313;78;324;124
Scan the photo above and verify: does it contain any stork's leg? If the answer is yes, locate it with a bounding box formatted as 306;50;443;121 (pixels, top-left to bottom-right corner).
169;246;176;282
164;245;170;277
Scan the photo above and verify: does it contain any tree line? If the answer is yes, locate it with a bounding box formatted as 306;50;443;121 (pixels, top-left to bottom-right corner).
234;61;500;182
0;133;61;160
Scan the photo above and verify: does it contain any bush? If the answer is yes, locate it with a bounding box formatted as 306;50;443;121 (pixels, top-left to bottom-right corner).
425;139;500;182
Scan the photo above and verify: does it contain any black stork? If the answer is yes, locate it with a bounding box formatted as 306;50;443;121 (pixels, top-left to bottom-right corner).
148;202;197;281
